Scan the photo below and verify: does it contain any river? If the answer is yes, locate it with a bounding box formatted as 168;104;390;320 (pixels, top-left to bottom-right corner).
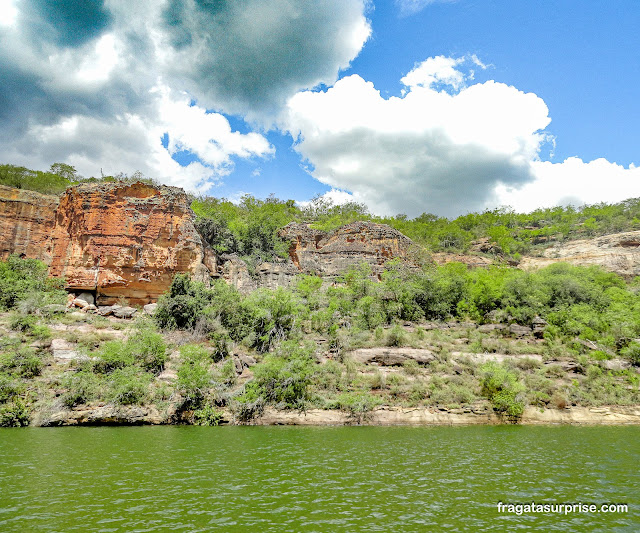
0;426;638;532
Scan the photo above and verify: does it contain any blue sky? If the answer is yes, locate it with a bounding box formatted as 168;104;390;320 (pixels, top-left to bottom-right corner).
0;0;638;216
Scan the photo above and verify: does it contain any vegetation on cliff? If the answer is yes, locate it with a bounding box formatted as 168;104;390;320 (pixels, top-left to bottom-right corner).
4;162;640;261
191;191;640;262
0;163;158;196
1;167;640;426
1;254;638;427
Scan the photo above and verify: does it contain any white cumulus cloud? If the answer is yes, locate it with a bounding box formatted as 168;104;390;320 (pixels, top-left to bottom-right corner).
285;56;640;217
497;158;640;212
284;58;552;217
2;87;274;192
0;0;370;190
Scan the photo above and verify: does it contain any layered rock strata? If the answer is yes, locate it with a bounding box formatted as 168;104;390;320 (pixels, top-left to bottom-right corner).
0;185;59;263
0;182;217;305
48;182;217;305
279;221;416;278
520;230;640;279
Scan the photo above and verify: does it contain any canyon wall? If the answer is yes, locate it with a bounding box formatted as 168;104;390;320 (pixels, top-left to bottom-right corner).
5;180;639;304
519;230;640;279
0;182;217;305
281;221;416;277
48;182;217;304
0;185;59;264
219;222;417;292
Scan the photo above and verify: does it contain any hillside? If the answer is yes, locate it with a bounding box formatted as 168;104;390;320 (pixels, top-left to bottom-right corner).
0;172;639;427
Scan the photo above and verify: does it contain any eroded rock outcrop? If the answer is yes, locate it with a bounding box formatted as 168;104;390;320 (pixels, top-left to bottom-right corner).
279;221;416;278
48;182;217;305
520;230;640;279
1;181;217;305
0;185;59;263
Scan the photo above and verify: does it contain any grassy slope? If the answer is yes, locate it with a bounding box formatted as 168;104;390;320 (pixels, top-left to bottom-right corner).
1;305;638;427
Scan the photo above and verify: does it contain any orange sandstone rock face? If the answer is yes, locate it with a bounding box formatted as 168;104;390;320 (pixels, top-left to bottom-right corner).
47;182;217;305
0;185;59;263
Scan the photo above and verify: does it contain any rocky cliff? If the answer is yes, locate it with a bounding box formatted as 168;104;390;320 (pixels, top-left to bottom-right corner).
281;221;416;277
520;230;640;279
218;222;417;292
0;182;217;305
48;182;218;305
0;185;59;263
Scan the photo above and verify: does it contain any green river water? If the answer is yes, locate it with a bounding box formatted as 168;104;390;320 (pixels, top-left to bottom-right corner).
0;425;638;532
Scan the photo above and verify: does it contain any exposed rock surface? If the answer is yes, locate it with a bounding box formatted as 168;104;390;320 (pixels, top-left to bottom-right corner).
432;252;493;268
520;231;640;279
279;221;416;278
35;181;216;305
349;347;435;366
220;254;299;292
0;185;59;263
254;405;640;426
1;181;217;305
39;404;165;426
220;222;416;292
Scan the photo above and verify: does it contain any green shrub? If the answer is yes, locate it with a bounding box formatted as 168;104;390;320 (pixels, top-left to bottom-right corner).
251;341;316;408
216;359;237;387
0;399;30;427
335;392;382;423
402;359;420;375
480;362;526;421
314;360;343;392
570;366;639;406
127;329;167;374
296;275;323;299
621;342;640;366
176;344;212;408
545;364;565;378
408;381;428;403
428;375;478;407
208;331;230;362
0;347;44;378
61;371;101;407
8;312;37;332
193;405;224;426
242;289;306;352
154;274;211;330
386;324;408;346
106;367;151;405
93;341;135;373
0;255;66;311
231;382;265;422
0;372;22;403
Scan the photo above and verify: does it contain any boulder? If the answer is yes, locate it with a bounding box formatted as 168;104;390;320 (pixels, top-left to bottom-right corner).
349;348;435;366
71;298;89;310
143;303;158;315
509;324;532;337
233;354;257;374
113;306;137;319
76;292;95;306
50;338;80;360
601;359;631;371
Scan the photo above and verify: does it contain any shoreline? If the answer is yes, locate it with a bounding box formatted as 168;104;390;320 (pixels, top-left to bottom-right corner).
27;404;640;427
255;405;640;426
